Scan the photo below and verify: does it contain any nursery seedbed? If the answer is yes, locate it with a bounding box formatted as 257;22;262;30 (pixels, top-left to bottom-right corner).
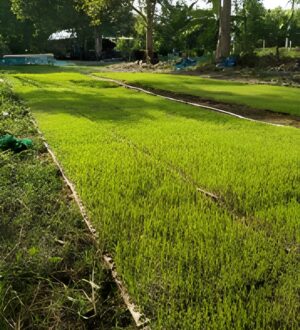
93;75;300;128
7;70;300;330
110;129;219;201
96;72;300;118
106;128;296;242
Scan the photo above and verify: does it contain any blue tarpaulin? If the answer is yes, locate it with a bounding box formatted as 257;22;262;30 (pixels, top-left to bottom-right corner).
216;56;237;68
175;57;197;70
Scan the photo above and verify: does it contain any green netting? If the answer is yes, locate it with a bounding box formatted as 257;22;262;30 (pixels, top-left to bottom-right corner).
0;134;33;152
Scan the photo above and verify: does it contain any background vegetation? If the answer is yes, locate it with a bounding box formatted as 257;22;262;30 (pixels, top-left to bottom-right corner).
0;0;299;62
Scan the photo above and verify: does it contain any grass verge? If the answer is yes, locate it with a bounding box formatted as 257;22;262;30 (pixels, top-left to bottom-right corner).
0;80;133;329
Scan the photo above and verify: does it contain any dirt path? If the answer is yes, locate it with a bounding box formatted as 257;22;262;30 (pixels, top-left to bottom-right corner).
93;75;300;129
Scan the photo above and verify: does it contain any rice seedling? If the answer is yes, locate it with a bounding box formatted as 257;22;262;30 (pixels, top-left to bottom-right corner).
6;70;300;329
95;72;300;116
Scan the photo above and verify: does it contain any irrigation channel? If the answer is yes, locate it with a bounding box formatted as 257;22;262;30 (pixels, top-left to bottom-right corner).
31;119;150;329
91;75;300;129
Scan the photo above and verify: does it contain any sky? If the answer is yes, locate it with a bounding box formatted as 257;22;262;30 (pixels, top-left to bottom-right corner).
263;0;290;9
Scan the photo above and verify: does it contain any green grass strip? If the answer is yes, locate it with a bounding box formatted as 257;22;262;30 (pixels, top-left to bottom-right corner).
96;72;300;116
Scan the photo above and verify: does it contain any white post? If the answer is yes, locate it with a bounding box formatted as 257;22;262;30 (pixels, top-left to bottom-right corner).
289;40;292;51
263;40;266;49
285;38;289;49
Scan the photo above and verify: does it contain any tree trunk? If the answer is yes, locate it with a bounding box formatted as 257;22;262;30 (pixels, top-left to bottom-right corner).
146;23;154;63
242;1;247;52
94;28;102;61
216;0;232;62
83;39;88;60
145;0;156;64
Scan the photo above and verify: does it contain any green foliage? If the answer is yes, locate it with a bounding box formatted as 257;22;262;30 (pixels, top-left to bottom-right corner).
116;38;136;60
11;0;78;31
77;0;134;36
2;0;299;60
264;6;300;50
156;3;217;55
233;0;266;53
264;7;291;49
233;1;300;55
0;0;42;54
0;34;9;55
235;4;300;51
77;0;107;26
7;69;300;329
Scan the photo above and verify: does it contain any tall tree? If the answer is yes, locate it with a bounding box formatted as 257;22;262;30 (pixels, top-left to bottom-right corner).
144;0;156;62
0;0;48;53
80;0;167;63
78;0;134;60
233;0;266;53
125;0;159;63
157;1;217;55
215;0;232;60
11;0;80;35
264;7;293;58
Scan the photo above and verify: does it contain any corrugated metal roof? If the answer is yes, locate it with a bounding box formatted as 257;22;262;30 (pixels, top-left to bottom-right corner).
49;30;77;41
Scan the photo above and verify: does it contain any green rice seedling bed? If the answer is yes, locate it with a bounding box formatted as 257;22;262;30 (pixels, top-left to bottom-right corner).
95;72;300;116
7;70;300;329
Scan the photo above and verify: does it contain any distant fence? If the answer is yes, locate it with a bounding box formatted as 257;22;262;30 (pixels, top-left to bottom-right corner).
0;54;55;66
